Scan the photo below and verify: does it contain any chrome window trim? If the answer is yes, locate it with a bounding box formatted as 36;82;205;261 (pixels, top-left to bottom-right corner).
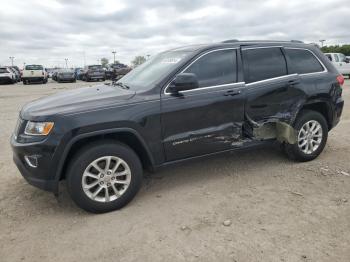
163;45;329;94
284;47;328;75
163;47;238;95
245;74;298;86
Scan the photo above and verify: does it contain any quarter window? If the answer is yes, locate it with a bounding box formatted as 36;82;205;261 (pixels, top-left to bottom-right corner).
286;49;324;74
243;47;287;83
184;49;237;88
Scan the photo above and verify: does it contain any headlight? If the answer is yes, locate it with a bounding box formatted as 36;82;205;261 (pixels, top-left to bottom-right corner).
24;121;54;136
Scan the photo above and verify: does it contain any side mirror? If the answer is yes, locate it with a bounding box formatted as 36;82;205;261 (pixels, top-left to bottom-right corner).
168;73;199;94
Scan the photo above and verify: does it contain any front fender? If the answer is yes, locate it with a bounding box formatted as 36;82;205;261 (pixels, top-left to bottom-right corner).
53;127;155;194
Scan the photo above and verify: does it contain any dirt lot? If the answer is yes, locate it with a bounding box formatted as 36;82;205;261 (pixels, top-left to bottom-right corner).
0;79;349;262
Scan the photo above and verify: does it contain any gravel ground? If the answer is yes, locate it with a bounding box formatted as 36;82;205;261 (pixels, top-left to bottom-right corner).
0;79;349;262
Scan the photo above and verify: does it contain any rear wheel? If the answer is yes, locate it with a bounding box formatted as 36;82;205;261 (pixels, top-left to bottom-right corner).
67;141;143;213
284;110;328;162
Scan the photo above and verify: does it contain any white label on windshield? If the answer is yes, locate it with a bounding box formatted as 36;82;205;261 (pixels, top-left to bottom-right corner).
161;57;182;64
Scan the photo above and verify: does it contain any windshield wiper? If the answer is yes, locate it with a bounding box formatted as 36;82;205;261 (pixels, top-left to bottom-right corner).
112;81;130;90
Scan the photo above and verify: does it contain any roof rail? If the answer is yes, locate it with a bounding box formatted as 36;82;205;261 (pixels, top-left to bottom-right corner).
222;39;239;43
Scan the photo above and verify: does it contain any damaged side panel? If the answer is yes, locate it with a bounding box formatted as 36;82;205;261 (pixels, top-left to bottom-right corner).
163;122;244;160
252;121;297;144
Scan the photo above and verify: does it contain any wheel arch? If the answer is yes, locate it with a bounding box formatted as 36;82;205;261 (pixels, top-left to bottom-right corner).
55;128;155;183
296;100;333;130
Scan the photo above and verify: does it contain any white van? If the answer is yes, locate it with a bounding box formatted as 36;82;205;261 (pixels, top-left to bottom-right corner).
324;53;350;78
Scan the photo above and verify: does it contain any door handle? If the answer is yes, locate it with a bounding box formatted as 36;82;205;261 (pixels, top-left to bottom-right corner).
224;89;241;96
288;79;300;86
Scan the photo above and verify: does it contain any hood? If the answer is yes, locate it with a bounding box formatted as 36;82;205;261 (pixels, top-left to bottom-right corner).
21;84;135;119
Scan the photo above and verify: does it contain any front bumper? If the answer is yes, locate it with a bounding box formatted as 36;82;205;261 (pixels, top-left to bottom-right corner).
0;76;12;83
11;135;58;193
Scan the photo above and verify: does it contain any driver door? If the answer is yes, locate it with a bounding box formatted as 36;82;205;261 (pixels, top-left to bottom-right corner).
160;49;245;162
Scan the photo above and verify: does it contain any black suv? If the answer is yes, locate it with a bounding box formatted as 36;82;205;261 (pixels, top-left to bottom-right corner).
11;40;344;213
82;65;105;82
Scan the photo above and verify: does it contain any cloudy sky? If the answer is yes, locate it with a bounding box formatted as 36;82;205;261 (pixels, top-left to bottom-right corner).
0;0;349;68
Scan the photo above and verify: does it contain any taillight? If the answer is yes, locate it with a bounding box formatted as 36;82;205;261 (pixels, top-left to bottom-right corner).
337;75;344;86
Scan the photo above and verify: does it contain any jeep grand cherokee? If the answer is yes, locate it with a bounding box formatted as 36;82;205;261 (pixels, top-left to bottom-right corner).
11;40;344;213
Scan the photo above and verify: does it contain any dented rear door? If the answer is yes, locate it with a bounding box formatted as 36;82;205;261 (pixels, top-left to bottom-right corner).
242;46;304;128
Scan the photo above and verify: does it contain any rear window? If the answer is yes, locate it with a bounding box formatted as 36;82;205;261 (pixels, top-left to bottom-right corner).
25;65;43;70
286;49;324;74
88;65;102;70
243;47;287;83
0;68;9;73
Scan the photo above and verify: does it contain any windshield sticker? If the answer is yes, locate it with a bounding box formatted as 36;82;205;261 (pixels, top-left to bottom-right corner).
161;57;182;64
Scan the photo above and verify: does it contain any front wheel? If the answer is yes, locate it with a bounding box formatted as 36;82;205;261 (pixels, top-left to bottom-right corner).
284;110;328;162
67;141;143;213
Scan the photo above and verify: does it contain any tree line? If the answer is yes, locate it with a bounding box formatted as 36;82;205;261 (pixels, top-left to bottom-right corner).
321;45;350;56
99;56;147;68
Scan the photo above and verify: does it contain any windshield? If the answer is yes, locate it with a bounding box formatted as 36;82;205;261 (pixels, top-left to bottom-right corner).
119;51;191;91
25;65;43;70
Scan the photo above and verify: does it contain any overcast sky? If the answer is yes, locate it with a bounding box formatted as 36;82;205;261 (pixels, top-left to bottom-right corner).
0;0;349;68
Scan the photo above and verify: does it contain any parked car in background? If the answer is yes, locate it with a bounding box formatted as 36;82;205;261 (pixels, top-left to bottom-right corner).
22;64;48;84
52;69;59;81
55;69;76;83
0;67;16;84
324;53;350;78
105;63;132;80
10;66;21;81
74;68;84;80
11;40;344;213
81;65;105;81
7;67;20;82
46;69;55;78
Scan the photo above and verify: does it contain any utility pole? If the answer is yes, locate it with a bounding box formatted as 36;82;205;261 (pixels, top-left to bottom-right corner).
64;58;68;68
112;51;116;64
83;51;86;67
9;56;14;66
319;39;326;47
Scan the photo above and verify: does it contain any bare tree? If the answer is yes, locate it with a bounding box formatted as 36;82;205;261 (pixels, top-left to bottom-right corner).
131;56;146;67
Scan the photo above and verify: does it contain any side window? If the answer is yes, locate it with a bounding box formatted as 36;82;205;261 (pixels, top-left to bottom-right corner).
325;54;332;61
334;54;339;62
184;49;237;88
285;49;324;74
243;47;287;83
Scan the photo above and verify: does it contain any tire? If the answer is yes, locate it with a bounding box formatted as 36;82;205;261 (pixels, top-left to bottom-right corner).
66;141;143;213
284;110;328;162
23;80;27;85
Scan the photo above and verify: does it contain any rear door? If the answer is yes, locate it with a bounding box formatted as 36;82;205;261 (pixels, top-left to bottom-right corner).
161;48;245;161
242;46;303;124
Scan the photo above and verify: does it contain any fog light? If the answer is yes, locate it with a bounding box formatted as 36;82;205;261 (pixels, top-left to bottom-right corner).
24;155;39;168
